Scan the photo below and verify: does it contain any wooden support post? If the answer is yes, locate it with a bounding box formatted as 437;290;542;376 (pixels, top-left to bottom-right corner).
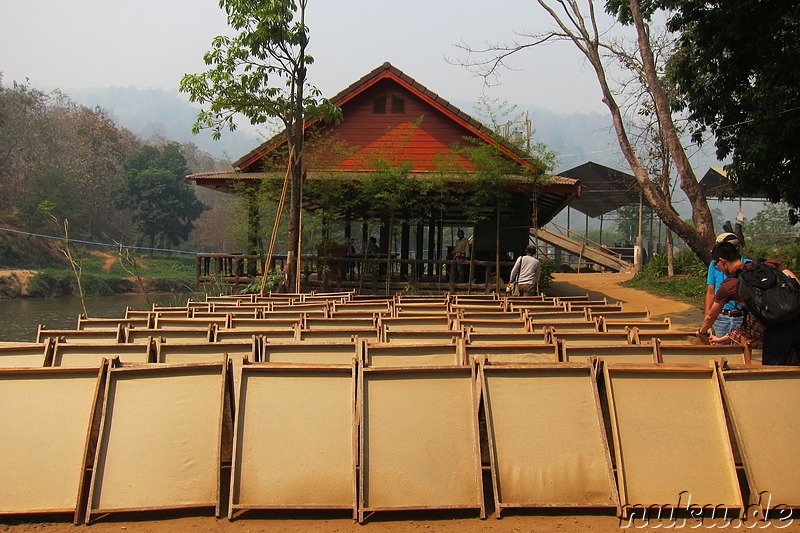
401;223;410;278
427;219;436;277
415;222;424;283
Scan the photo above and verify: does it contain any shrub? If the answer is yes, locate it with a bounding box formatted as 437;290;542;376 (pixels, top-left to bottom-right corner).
741;244;800;273
538;258;557;294
640;253;669;278
640;249;707;278
0;275;22;299
26;272;73;298
238;270;285;295
79;274;119;297
673;248;708;277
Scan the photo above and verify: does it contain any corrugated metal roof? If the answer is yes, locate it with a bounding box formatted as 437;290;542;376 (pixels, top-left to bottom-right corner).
557;162;640;217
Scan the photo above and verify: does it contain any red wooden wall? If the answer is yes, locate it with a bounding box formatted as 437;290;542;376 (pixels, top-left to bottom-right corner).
306;78;477;172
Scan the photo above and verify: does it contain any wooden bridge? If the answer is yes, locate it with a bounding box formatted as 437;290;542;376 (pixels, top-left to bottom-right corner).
533;224;633;273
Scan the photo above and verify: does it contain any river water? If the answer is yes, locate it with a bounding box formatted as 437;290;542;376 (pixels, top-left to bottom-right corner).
0;293;190;343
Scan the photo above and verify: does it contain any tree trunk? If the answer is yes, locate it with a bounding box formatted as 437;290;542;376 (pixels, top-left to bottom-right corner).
285;155;302;291
285;3;308;292
536;0;714;262
495;201;501;293
628;0;714;260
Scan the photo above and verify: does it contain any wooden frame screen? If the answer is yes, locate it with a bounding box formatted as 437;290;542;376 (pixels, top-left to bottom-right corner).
157;340;256;364
86;362;226;521
364;342;463;367
658;344;750;365
358;366;484;522
480;363;619;514
603;364;742;513
562;345;657;364
0;342;50;368
229;363;357;516
0;366;104;521
465;343;558;364
53;341;152;367
720;367;800;507
261;341;360;364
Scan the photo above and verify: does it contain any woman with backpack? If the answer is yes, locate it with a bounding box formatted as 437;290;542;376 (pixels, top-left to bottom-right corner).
697;241;800;365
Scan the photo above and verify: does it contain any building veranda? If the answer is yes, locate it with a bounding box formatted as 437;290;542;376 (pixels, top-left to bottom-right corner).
189;63;580;293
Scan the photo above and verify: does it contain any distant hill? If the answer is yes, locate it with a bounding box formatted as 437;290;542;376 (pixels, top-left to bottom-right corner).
67;86;264;162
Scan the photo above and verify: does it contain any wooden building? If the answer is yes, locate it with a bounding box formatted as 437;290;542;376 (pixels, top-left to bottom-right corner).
189;63;581;290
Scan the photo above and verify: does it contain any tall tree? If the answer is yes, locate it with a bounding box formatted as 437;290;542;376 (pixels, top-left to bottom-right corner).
665;0;800;213
53;97;140;239
0;80;51;212
113;144;205;252
456;0;716;261
180;0;341;291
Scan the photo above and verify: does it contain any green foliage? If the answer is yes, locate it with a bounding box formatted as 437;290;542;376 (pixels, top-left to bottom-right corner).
0;275;22;299
741;244;800;274
113;143;206;249
78;273;119;297
665;0;800;207
626;246;713;308
673;248;708;278
742;203;799;246
179;0;341;139
403;283;421;296
639;248;707;278
471;96;560;173
537;258;558;294
27;270;122;298
0;80;141;239
26;271;74;298
15;168;82;232
238;269;285;295
457;139;532;224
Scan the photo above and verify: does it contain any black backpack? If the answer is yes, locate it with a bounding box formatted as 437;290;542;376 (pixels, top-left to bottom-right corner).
735;259;800;326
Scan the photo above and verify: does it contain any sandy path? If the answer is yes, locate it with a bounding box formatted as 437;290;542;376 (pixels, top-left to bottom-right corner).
548;272;704;330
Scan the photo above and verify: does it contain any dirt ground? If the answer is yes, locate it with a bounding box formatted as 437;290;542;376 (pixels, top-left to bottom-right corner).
0;272;753;533
547;272;705;330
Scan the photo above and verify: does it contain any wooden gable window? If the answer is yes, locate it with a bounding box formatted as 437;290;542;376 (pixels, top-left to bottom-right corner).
373;93;405;114
373;95;387;114
391;95;405;114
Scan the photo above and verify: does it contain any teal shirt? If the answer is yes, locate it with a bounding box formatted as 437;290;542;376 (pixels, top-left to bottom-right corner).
707;258;750;311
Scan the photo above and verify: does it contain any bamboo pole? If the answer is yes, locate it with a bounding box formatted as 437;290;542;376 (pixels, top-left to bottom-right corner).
259;148;293;295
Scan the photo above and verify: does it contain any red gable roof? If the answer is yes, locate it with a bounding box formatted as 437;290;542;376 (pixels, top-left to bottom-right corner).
234;62;539;174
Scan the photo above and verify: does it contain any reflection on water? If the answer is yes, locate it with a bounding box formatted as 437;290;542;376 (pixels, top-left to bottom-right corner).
0;293;191;343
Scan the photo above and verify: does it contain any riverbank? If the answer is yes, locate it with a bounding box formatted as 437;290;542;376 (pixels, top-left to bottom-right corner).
0;268;195;300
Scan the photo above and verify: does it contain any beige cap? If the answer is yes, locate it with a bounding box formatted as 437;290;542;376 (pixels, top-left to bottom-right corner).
715;232;738;245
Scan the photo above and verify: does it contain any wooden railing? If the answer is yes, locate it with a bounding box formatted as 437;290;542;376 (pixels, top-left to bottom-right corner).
195;253;287;283
195;253;517;293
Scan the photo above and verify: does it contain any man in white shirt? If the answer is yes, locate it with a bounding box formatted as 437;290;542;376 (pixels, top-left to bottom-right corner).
452;229;470;283
509;245;541;296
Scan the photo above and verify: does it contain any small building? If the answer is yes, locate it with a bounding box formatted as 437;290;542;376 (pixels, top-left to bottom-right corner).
189;63;581;291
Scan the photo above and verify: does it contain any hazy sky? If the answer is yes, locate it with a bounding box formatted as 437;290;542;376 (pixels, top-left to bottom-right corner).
0;0;611;115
